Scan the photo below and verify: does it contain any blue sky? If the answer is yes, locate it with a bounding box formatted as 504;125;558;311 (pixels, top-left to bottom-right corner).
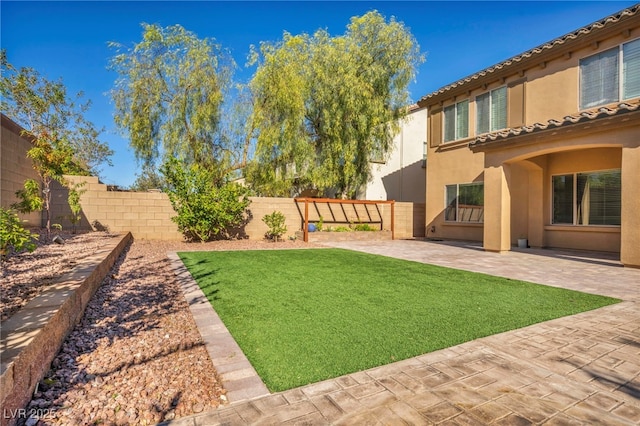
2;1;638;188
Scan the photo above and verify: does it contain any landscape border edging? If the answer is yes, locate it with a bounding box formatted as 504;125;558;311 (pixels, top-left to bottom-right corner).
167;252;270;404
0;232;132;426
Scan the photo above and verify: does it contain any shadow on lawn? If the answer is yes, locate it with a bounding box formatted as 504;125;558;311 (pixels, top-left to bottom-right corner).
178;257;222;301
197;283;221;301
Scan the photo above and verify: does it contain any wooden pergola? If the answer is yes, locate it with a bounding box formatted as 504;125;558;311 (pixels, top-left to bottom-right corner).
294;198;395;242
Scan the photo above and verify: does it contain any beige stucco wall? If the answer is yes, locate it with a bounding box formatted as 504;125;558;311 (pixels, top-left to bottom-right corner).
424;143;485;242
486;130;634;254
524;31;635;125
425;25;640;134
420;14;640;265
505;147;624;253
467;126;636;259
1;114;41;227
543;148;622;252
620;145;640;267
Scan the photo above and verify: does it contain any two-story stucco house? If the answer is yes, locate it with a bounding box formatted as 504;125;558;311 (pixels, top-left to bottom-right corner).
418;5;640;267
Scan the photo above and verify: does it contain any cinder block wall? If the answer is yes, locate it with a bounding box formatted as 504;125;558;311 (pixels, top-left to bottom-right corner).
50;177;425;241
0;114;41;227
396;202;426;239
242;197;305;241
4;114;425;241
297;200;385;227
293;200;425;239
50;176;183;240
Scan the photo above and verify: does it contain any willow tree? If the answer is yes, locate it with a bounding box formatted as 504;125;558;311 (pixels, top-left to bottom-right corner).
109;23;250;182
246;11;424;198
109;24;252;241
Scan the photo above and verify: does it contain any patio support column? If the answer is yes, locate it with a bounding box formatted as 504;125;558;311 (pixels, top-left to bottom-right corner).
483;164;512;253
621;146;640;268
527;166;544;248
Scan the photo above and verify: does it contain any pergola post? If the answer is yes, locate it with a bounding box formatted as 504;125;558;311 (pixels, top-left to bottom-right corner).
304;199;309;243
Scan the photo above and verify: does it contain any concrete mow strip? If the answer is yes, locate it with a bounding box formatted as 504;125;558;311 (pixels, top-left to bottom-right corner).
167;252;270;403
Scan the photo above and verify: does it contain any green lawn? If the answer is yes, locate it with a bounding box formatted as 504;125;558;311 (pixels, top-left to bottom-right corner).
178;248;619;392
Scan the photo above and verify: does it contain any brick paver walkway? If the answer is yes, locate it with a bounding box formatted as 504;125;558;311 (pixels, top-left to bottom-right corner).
167;240;640;425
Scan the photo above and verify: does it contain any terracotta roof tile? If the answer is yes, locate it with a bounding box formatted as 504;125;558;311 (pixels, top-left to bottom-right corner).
471;102;640;146
420;4;640;103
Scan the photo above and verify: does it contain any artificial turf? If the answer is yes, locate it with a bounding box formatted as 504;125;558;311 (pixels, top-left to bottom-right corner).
178;248;619;392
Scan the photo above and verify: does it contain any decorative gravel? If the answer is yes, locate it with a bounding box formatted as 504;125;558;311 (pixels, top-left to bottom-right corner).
1;231;116;322
2;232;318;425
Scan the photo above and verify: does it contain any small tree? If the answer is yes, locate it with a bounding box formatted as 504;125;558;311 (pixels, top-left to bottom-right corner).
0;208;39;259
161;158;251;242
1;51;113;238
262;211;287;242
26;136;85;237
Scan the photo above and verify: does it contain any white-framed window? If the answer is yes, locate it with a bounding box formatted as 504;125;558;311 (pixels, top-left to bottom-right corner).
445;182;484;223
580;38;640;109
443;99;469;142
476;86;507;134
552;169;621;226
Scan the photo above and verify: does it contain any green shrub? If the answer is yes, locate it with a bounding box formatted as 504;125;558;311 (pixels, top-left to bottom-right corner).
161;158;251;242
11;179;43;214
316;215;324;232
67;182;86;234
262;211;287;242
333;226;352;232
353;223;377;231
0;208;39;258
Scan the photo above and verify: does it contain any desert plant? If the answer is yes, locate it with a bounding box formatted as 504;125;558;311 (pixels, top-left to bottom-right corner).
262;211;287;242
316;215;324;232
353;223;377;231
11;179;44;214
0;207;38;259
67;182;86;233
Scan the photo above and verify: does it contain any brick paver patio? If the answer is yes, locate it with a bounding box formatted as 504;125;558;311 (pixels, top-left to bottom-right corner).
167;240;640;425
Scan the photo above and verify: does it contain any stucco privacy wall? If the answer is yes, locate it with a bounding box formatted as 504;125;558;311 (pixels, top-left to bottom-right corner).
51;176;424;241
0;114;41;227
